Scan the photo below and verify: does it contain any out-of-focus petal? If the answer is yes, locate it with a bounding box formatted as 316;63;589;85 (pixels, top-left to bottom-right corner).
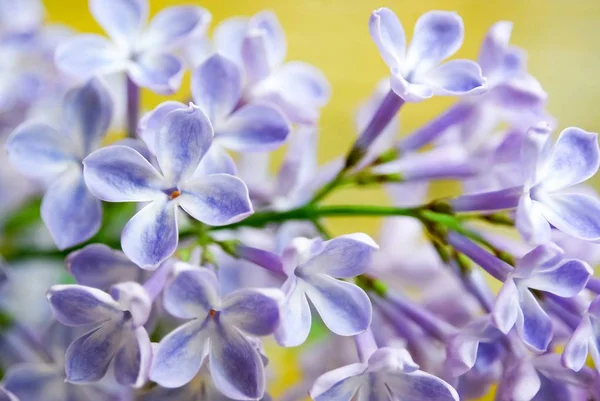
129;53;184;94
310;363;366;401
275;279;311;347
423;59;487;96
249;11;286;68
369;7;405;68
562;318;591;372
47;284;120;326
477;21;513;75
90;0;147;46
3;363;62;401
516;195;551;245
163;268;219;320
213;17;249;66
55;35;126;78
222;289;282;336
537;193;600;243
140;6;210;51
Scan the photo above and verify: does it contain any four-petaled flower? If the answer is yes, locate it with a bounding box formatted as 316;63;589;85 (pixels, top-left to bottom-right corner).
5;78;112;249
83;104;253;269
493;243;592;352
150;266;282;400
310;347;459;401
275;234;377;347
369;8;487;102
55;0;210;94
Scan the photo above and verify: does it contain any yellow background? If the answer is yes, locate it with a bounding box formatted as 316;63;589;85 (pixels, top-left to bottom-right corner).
45;0;600;399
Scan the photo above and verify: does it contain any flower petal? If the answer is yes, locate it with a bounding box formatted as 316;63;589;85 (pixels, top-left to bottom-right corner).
477;21;513;76
163;267;219;320
83;145;164;202
140;6;210;51
155;105;213;185
523;259;591;298
275;278;312;347
195;145;237;176
422;59;487;96
298;233;378;278
249;11;286;68
41;169;102;250
537;193;600;242
121;199;178;269
209;322;266;400
517;288;553;352
138;101;186;154
562;318;591;372
213;17;249;66
191;54;242;123
405;11;464;75
67;244;141;290
150;320;209;388
114;327;152;387
90;0;147;46
55;34;126;78
515;243;564;279
217;103;290;152
310;363;366;401
369;7;405;68
390;72;434;102
303;274;372;336
63;78;113;156
539;127;600;192
129;53;184;95
65;321;126;383
222;289;282;336
241;30;272;84
516;195;551;245
3;363;63;401
179;173;252;226
386;370;459;401
47;284;121;326
5;122;75;180
492;278;519;334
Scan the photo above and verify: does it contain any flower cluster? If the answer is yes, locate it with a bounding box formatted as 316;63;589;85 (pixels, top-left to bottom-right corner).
1;1;600;401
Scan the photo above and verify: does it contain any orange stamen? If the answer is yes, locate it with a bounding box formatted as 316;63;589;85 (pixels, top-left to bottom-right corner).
170;190;181;200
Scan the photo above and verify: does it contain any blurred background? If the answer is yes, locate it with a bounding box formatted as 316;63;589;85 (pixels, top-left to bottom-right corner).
36;0;600;399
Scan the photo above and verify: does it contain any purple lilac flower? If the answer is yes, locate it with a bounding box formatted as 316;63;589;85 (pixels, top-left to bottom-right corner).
47;283;153;386
310;347;459;401
55;0;210;94
150;266;282;399
275;234;377;347
83;104;253;268
139;53;290;163
369;8;486;103
492;243;591;351
5;79;111;249
562;295;600;372
211;11;331;124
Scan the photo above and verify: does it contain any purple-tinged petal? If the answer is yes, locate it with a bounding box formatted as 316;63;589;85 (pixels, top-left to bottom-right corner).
63;78;113;156
195;145;237;176
5;122;76;180
155;105;213;185
241;31;271;84
140;6;210;51
191;54;242;123
222;289;282;336
495;358;541;401
179;174;252;226
114;327;151;387
405;11;464;74
129;53;184;95
310;363;366;401
65;320;126;383
3;363;62;401
517;288;553;352
0;388;18;401
423;59;487;96
89;0;147;46
235;245;284;274
83;145;164;202
562;318;591;372
515;243;564;279
521;122;553;185
121;199;178;269
217;103;290;152
55;35;126;78
110;282;152;327
303;274;372;336
492;278;519;334
539;128;600;192
163;268;219;320
369;8;405;68
275;126;318;198
390;72;434;102
536;192;600;242
150;319;209;388
209;322;266;400
516;195;551;245
138;101;186;154
489;76;547;110
298;233;378;278
367;347;420;373
41;169;102;249
386;370;459;401
47;284;121;326
523;259;591;298
249;11;286;68
213;17;249;66
275;278;312;347
477;21;513;76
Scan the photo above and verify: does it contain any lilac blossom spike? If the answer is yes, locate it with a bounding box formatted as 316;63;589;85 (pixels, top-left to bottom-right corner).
275;234;377;347
150;266;282;399
310;347;459;401
5;79;112;249
369;8;486;103
55;0;211;94
83;104;253;268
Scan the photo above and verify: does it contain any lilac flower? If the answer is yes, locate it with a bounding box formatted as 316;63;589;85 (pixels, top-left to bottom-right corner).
0;0;44;36
275;234;377;347
139;53;290;159
562;295;600;372
55;0;211;94
0;388;18;401
83;104;253;268
369;8;486;103
310;347;459;401
211;11;331;124
492;243;592;351
5;79;112;249
150;267;282;400
47;283;152;386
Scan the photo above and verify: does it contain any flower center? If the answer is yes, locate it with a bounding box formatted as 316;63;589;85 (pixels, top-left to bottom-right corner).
209;309;217;317
169;190;181;200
